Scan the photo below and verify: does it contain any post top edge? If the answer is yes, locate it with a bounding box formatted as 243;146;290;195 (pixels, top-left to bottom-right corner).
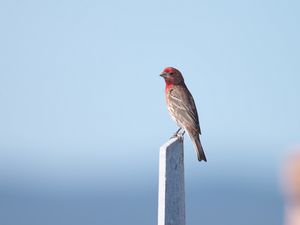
160;136;183;150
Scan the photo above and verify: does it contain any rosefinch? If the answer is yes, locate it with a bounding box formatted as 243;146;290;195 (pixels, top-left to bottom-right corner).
160;67;207;162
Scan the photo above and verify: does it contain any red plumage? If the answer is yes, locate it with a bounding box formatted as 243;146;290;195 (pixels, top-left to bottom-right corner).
160;67;207;162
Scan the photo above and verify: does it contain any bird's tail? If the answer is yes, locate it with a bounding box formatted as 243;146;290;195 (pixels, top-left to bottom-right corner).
190;134;207;162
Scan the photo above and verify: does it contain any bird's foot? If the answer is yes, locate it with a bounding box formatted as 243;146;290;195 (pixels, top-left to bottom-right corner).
177;130;185;141
169;134;178;139
169;129;185;140
179;130;185;137
169;128;182;139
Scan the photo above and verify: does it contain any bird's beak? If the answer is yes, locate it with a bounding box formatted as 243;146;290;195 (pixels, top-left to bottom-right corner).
160;72;167;78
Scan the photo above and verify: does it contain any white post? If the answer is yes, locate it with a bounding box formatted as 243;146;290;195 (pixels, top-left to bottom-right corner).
158;136;185;225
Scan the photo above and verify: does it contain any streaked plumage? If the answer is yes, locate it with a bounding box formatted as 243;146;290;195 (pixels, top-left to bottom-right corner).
160;67;207;162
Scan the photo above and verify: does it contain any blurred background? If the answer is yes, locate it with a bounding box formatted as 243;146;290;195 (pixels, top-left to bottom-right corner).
0;0;299;224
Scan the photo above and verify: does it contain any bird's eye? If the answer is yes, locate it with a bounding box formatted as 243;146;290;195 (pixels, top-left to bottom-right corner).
169;72;174;75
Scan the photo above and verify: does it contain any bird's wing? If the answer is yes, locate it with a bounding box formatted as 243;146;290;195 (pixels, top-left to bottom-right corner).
169;85;201;134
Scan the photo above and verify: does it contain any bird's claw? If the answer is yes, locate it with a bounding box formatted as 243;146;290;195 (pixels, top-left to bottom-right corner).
169;130;185;140
169;134;178;139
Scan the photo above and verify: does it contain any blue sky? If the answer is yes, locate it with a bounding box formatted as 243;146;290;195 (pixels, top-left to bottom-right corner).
0;0;299;192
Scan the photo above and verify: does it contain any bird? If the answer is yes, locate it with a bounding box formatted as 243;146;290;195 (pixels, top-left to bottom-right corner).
160;67;207;162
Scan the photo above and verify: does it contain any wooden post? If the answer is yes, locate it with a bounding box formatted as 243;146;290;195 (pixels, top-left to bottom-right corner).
158;136;185;225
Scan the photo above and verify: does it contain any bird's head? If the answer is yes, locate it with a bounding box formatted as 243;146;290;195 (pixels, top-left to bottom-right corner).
160;67;184;85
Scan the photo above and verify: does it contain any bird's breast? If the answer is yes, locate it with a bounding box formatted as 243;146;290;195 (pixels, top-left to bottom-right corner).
165;83;173;93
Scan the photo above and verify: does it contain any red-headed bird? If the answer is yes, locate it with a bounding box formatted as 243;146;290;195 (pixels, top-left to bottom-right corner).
160;67;207;162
